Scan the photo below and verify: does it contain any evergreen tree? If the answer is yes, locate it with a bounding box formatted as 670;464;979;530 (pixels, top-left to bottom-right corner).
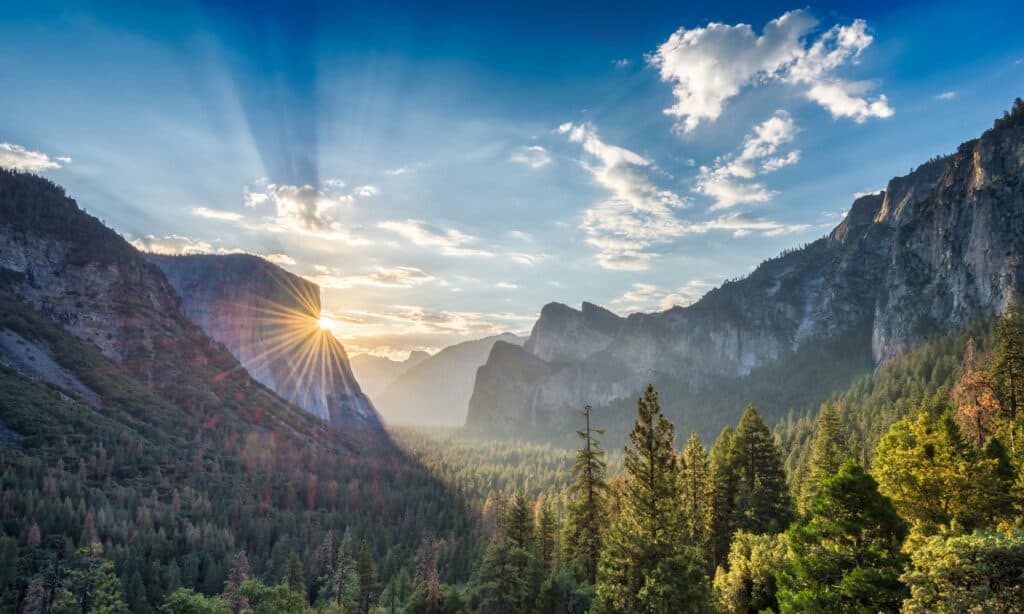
55;543;130;614
222;551;250;614
356;540;379;614
874;409;1008;537
678;432;712;560
505;492;534;551
708;425;737;569
284;551;305;599
535;496;559;575
776;461;908;613
798;400;848;514
712;531;789;614
990;303;1024;453
595;385;710;613
729;404;793;534
567;404;609;584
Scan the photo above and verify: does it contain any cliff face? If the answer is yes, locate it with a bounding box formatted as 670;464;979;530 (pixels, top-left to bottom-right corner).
148;254;381;431
467;122;1024;437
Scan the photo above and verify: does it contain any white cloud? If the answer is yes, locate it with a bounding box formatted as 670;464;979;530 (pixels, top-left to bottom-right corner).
191;207;243;221
649;10;892;132
495;282;518;289
311;265;435;289
242;179;371;245
559;122;689;270
685;212;811;237
613;58;631;68
263;253;296;266
130;234;216;255
694;111;800;209
378;219;494;257
612;280;714;312
384;166;412;176
0;142;70;172
510;145;552;169
935;91;956;101
509;252;548;266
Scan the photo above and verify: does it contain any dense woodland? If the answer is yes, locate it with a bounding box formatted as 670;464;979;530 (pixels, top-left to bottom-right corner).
5;301;1024;612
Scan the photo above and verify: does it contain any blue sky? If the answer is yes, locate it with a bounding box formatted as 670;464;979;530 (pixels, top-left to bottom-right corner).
2;0;1022;357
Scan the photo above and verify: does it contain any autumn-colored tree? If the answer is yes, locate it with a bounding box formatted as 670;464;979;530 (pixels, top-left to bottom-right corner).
953;338;1001;447
222;551;251;614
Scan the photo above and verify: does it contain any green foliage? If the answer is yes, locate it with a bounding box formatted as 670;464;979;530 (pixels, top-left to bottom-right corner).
712;531;789;614
776;461;907;613
678;432;712;562
595;386;710;613
566;410;609;583
873;409;1011;538
901;530;1024;613
162;588;229;614
797;400;849;514
729;405;793;535
239;578;314;614
53;543;130;614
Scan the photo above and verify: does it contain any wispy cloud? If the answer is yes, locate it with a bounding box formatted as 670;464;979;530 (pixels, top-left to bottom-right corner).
0;142;71;172
559;121;689;270
378;219;494;257
935;91;957;100
613;58;631;68
649;10;892;133
310;265;435;289
612;280;714;313
695;110;800;209
191;207;243;221
510;145;552;169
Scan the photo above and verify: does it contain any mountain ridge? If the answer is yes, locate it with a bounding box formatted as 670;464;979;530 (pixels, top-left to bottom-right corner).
466;118;1024;439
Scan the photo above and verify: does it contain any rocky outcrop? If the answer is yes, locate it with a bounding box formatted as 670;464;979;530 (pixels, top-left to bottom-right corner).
467;121;1024;437
148;254;381;431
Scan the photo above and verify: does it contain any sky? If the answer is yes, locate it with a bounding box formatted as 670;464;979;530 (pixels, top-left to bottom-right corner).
1;1;1022;358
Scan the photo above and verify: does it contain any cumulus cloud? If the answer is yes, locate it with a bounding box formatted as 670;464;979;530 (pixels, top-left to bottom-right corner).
510;145;552;169
649;10;892;132
612;280;714;313
310;265;435;289
695;111;800;209
191;207;243;221
378;219;493;257
558;121;689;270
0;142;71;172
263;253;296;266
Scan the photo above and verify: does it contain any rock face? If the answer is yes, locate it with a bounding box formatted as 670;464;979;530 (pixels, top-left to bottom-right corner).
0;169;381;440
467;121;1024;437
372;333;524;426
148;254;381;431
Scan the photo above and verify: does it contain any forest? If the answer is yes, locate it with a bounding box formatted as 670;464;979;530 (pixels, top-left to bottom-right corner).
4;300;1024;612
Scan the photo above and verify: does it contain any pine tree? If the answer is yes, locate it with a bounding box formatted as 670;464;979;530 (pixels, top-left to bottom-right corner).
678;432;712;559
284;551;305;599
505;492;534;550
729;404;793;534
798;400;848;514
222;550;251;614
777;461;907;612
708;425;737;569
567;404;609;584
535;496;558;575
595;385;710;613
953;339;1001;447
356;540;379;614
55;543;130;614
990;303;1024;453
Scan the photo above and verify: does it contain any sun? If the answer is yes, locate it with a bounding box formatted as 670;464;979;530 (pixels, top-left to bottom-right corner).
318;315;332;330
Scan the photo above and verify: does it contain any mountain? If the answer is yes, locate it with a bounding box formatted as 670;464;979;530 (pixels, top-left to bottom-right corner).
351;350;431;399
373;333;524;426
0;167;383;437
466;115;1024;441
148;253;380;431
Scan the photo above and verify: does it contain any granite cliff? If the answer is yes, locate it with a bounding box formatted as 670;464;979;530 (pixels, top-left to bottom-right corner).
148;253;381;432
466;117;1024;438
